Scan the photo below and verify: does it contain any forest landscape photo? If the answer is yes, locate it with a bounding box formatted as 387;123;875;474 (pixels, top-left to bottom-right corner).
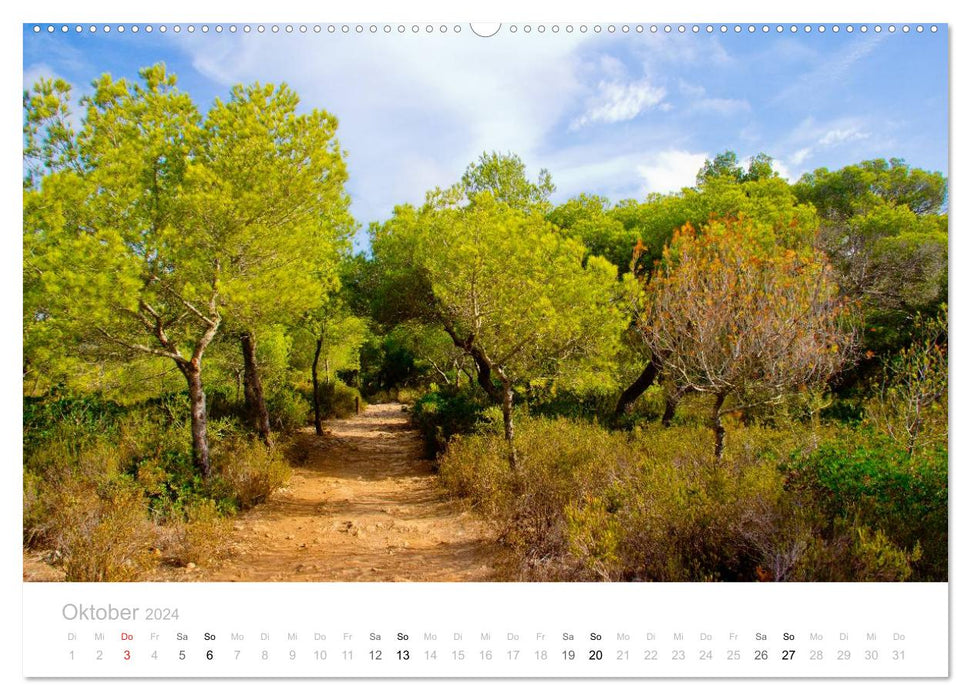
22;24;948;583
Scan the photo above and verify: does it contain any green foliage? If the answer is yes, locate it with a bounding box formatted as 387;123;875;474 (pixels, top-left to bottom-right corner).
411;388;488;456
866;306;948;453
793;157;947;219
24;66;354;472
356;333;419;397
784;432;946;580
385;321;469;387
417;189;626;386
793;158;947;361
548;194;631;273
23;394;295;579
696;150;778;186
368;204;438;328
266;386;313;431
373;154;626;388
526;384;619;422
312;315;369;377
792;522;920;583
554;167;818;278
439;415;944;582
307;381;365;420
460;151;555;213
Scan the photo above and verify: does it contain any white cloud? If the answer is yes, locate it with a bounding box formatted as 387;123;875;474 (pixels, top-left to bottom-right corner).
636;150;708;195
175;32;592;231
677;79;706;99
780;117;873;177
571;79;667;129
819;127;870;146
772;159;794;182
597;54;627;80
790;147;813;166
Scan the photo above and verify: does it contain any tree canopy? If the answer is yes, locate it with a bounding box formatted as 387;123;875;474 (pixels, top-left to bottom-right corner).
641;217;852;457
24;65;354;474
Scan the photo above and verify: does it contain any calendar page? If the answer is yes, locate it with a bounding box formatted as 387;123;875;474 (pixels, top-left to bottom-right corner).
17;0;957;692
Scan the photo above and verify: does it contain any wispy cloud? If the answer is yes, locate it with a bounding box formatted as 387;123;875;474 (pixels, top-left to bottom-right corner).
691;95;750;116
790;147;813;166
571;79;667;129
819;127;870;146
773;34;885;105
23;62;60;89
781;117;872;171
678;80;750;116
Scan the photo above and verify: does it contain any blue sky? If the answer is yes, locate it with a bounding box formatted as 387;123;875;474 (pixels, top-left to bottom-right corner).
23;24;948;248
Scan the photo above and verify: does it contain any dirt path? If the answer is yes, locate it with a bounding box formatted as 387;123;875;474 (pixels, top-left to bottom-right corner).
176;403;503;582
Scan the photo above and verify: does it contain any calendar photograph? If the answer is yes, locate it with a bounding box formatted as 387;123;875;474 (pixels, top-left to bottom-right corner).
22;22;948;587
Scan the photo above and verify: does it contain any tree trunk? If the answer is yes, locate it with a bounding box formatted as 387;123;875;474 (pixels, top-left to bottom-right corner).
312;336;324;436
662;390;681;427
469;349;504;404
182;362;212;478
501;380;518;471
711;392;727;460
440;321;504;404
240;330;272;444
614;359;659;417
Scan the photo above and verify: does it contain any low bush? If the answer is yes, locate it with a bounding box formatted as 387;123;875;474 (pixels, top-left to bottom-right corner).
213;437;292;509
367;389;394;404
395;386;425;404
784;432;947;580
165;498;232;567
522;385;619;423
439;416;945;582
267;386;313;431
52;477;158;582
411;388;486;456
23;392;294;580
307;381;364;420
792;522;921;582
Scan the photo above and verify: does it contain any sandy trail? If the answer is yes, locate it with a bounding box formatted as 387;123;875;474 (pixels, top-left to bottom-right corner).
176;402;502;582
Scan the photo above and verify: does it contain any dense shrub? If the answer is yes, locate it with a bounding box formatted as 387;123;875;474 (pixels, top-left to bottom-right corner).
411;388;487;456
784;432;947;580
23;393;293;580
306;380;365;420
528;385;620;422
23;393;127;452
439;416;945;582
165;498;232;567
267;386;313;431
395;386;425;404
45;476;157;582
212;437;292;509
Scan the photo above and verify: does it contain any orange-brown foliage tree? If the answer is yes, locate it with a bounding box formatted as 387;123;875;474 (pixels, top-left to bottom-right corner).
641;217;853;458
